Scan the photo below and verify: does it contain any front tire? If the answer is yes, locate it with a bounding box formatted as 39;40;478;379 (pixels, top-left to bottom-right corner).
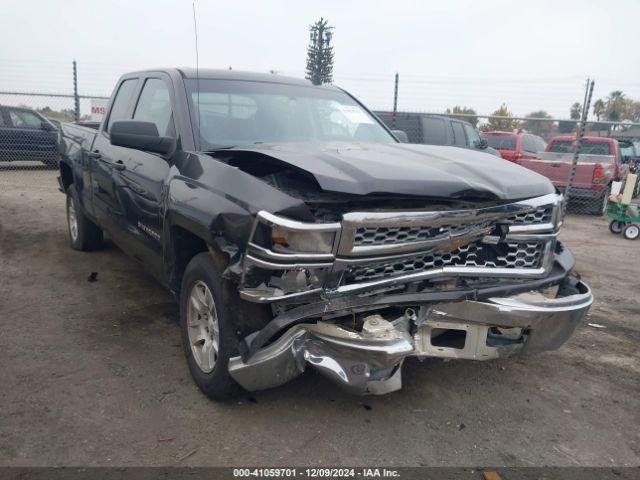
66;186;103;251
180;252;241;400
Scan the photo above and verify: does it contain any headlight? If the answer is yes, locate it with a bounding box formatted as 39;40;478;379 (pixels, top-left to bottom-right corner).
251;211;341;256
271;227;335;254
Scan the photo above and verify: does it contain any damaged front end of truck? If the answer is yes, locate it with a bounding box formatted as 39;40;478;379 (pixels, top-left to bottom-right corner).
226;191;592;395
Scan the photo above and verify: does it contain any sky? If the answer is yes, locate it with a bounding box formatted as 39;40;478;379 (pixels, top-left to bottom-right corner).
1;0;640;118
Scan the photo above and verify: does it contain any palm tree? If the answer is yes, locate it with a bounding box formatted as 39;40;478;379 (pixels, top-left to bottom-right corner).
593;99;605;121
605;91;626;123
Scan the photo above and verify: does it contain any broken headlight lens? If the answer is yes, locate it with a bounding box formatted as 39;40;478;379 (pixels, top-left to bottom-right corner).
271;227;335;254
251;211;340;255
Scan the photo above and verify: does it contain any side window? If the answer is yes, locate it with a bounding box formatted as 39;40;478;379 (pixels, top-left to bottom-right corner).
106;78;138;133
521;135;536;153
536;136;547;152
451;121;467;147
8;109;42;128
422;117;446;145
133;78;174;137
394;116;422;143
463;123;481;148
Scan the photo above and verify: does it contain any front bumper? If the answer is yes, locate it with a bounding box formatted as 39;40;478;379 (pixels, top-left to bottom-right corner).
229;273;592;395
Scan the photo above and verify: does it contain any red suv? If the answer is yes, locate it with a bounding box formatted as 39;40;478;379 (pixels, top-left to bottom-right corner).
481;131;547;163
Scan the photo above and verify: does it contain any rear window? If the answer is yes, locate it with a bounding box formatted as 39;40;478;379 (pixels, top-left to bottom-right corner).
549;140;611;155
483;135;516;150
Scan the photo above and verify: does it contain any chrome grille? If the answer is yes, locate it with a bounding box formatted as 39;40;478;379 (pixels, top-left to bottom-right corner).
353;223;488;246
505;206;553;225
343;241;544;285
352;207;553;248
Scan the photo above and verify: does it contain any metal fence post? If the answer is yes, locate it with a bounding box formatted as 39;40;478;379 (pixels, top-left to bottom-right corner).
562;79;594;218
392;72;399;129
73;60;80;122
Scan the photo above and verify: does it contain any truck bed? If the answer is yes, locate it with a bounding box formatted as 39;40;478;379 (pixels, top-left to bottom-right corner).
519;152;615;191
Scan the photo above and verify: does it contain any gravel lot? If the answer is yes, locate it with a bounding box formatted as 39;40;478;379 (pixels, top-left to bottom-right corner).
1;170;639;467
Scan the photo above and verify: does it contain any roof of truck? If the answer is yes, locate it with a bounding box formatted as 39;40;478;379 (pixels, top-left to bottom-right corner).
124;68;327;88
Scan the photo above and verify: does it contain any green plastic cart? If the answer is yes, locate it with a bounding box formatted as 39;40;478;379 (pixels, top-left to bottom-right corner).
606;199;640;240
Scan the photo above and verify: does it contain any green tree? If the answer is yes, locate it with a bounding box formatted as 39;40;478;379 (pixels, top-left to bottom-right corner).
479;104;521;132
604;91;626;122
305;18;334;85
592;99;605;121
523;110;555;139
445;106;478;127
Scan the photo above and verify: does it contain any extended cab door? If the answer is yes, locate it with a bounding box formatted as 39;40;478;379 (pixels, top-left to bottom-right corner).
89;77;140;238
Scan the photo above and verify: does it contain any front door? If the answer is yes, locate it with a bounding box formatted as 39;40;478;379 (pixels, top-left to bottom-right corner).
110;75;175;279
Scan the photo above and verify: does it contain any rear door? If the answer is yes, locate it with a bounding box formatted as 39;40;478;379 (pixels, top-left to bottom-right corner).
90;77;140;234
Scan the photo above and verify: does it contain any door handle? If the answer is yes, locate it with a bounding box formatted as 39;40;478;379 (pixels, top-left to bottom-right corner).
87;150;102;159
113;160;126;171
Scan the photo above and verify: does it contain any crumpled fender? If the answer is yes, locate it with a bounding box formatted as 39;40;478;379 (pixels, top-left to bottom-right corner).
165;152;312;282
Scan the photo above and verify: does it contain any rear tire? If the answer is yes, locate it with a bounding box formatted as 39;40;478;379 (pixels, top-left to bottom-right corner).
609;220;625;234
66;185;103;251
179;252;242;400
623;224;639;240
588;186;610;216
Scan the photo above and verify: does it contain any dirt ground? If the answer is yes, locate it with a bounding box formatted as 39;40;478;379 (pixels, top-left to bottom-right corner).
1;170;639;467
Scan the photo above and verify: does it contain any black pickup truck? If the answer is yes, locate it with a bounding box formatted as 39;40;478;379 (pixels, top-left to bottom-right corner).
58;69;592;399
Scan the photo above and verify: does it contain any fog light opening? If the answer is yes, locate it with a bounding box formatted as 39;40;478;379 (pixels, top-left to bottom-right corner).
430;328;467;350
486;326;525;347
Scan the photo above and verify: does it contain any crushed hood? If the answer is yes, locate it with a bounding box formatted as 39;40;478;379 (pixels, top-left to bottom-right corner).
217;142;556;201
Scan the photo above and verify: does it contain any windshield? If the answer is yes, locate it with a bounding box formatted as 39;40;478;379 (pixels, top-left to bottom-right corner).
185;79;396;149
483;135;516;150
549;140;611;155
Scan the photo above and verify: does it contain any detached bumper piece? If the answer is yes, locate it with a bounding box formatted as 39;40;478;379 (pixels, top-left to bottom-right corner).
228;277;592;395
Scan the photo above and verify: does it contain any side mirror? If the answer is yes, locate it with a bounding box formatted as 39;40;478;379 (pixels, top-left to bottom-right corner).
476;138;488;149
41;121;54;131
110;121;175;155
391;129;409;143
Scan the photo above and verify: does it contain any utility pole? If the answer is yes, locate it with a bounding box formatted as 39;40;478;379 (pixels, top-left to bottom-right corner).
72;60;80;122
392;72;399;128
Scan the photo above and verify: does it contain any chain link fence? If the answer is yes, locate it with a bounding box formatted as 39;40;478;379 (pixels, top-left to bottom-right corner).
1;62;639;219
